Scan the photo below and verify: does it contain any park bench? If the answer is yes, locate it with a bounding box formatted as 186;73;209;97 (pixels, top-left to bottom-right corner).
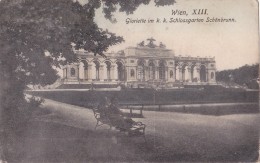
91;106;146;138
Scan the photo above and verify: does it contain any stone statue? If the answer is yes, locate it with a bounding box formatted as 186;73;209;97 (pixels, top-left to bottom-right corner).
147;37;156;48
138;41;145;47
159;42;166;48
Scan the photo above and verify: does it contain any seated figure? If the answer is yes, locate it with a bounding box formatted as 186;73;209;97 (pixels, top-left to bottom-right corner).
108;97;135;130
98;97;135;130
94;97;146;138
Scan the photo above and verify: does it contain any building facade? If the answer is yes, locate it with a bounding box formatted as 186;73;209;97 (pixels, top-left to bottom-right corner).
62;39;216;87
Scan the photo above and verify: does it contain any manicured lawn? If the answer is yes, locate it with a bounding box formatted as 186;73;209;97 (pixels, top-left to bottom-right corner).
11;99;259;162
27;88;259;115
27;88;258;107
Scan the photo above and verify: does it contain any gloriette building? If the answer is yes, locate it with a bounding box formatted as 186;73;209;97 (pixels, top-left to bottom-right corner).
62;38;216;88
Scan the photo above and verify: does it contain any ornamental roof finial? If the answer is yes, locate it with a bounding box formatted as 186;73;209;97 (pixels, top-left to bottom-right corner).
147;37;156;48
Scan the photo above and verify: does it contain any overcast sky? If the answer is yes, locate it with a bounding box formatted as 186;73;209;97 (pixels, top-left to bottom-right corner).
77;0;259;71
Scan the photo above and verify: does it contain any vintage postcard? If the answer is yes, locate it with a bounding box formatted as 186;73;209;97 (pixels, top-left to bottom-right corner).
0;0;259;162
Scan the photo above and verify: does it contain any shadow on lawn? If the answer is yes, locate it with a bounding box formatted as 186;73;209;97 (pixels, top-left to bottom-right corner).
12;120;151;162
10;119;258;163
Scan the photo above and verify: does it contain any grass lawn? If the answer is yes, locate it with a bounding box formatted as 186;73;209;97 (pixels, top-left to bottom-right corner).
9;99;259;162
27;88;259;108
27;89;259;116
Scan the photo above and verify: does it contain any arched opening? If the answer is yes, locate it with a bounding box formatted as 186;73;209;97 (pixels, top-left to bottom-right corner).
200;65;207;82
116;61;124;81
170;70;173;78
148;61;155;80
159;60;166;80
191;64;199;82
70;68;75;77
93;61;100;80
105;61;111;80
137;60;145;81
130;69;135;78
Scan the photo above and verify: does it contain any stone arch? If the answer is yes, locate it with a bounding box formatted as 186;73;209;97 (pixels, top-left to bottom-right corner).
114;59;125;65
200;65;207;82
137;59;146;66
158;60;166;80
90;58;101;63
148;59;156;65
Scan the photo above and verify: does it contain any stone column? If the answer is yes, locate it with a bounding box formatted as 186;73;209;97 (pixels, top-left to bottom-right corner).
64;68;67;79
135;67;138;80
145;66;149;81
208;70;214;82
197;68;200;82
172;69;175;81
187;67;191;82
206;69;208;82
99;65;104;81
174;68;177;81
165;67;168;81
111;65;115;81
124;67;128;81
88;64;92;80
77;65;80;81
84;67;88;80
155;67;159;80
104;65;108;80
179;68;183;82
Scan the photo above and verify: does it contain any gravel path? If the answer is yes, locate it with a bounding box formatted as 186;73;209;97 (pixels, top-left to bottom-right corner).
40;98;259;161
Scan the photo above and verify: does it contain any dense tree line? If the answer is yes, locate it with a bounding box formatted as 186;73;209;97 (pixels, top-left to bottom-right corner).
0;0;176;161
216;64;259;89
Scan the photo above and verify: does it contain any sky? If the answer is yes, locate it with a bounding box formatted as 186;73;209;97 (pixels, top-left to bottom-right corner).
77;0;259;71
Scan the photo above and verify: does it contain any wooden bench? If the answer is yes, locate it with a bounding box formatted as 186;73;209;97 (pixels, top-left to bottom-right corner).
91;106;146;139
92;106;112;129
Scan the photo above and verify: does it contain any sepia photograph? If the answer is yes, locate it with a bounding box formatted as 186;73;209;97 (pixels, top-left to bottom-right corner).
0;0;259;162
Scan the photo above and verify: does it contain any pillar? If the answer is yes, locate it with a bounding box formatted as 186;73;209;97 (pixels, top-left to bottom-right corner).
88;64;92;80
155;67;159;80
206;69;208;82
63;68;67;79
165;67;168;81
145;66;149;81
187;68;191;82
135;67;138;80
84;67;88;80
99;65;104;81
77;65;80;81
111;65;115;80
179;68;183;82
197;68;200;82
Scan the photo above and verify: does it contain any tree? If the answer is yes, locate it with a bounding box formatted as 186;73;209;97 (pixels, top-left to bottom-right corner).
216;64;259;89
0;0;176;161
